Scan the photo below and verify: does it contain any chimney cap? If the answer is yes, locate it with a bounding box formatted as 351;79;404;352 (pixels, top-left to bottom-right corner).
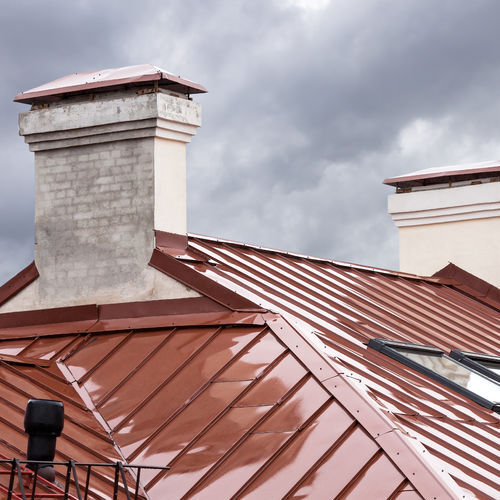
384;160;500;189
14;64;207;104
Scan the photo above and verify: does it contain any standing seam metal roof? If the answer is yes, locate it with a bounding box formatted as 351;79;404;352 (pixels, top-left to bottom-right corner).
0;233;499;498
151;233;500;500
0;310;434;499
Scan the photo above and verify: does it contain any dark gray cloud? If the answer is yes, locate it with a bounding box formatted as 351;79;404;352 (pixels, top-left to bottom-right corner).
2;0;500;285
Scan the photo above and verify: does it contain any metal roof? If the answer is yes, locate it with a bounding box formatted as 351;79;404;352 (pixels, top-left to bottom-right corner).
14;64;207;104
0;306;433;499
154;233;500;499
384;160;500;188
0;342;125;497
0;233;499;498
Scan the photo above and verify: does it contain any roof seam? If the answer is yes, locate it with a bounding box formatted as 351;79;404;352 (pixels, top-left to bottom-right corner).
54;359;135;490
112;326;226;432
144;345;290;489
231;398;337;498
280;419;359;500
175;372;313;498
94;328;177;409
127;326;271;462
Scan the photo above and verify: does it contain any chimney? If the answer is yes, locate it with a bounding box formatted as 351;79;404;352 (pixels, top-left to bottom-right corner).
385;161;500;286
4;65;205;311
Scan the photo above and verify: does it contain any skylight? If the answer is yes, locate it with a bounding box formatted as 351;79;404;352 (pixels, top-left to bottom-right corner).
368;339;500;413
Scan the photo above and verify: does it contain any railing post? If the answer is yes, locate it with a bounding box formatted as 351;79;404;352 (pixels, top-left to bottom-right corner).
7;459;16;500
118;462;131;500
70;460;82;500
14;459;27;500
112;462;120;500
133;467;141;500
83;465;91;500
63;460;72;499
30;463;39;500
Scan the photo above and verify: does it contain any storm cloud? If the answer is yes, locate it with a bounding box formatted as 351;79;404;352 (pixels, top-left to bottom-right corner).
2;0;500;284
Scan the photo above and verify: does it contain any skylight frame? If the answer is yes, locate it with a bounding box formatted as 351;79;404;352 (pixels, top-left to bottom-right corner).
449;350;500;384
368;338;500;413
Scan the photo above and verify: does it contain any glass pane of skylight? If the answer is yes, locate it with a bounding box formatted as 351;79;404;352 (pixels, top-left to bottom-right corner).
394;348;500;403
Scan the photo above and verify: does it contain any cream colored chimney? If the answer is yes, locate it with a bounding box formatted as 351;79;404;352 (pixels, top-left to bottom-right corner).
2;65;205;311
385;161;500;286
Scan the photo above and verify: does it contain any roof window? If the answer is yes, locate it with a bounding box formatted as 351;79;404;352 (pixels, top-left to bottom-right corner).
368;339;500;413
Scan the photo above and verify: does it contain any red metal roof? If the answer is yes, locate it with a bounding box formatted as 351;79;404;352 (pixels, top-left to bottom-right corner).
154;233;500;499
14;64;207;104
1;234;499;498
0;340;125;497
0;307;436;499
384;160;500;188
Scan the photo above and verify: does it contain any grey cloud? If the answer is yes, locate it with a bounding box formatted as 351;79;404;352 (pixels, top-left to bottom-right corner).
3;0;500;284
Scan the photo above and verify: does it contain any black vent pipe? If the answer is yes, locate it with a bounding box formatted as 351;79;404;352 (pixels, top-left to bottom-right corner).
24;399;64;482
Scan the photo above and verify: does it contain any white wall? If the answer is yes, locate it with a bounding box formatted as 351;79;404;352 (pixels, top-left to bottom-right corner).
388;181;500;286
399;218;500;285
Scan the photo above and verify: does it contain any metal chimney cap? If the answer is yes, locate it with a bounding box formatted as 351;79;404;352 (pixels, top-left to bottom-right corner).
14;64;207;104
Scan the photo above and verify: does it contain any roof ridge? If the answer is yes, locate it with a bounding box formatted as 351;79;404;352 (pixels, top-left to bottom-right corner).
187;233;442;282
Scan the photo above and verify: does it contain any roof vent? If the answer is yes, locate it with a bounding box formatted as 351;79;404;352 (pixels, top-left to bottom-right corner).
24;399;64;483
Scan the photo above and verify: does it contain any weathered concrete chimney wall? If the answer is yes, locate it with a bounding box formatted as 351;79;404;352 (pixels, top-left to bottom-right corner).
1;89;201;311
387;171;500;287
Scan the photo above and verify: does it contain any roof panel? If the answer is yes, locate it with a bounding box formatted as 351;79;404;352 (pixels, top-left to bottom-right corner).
255;377;329;432
79;330;168;404
149;404;273;498
216;331;286;381
19;335;76;360
188;431;293;499
237;353;307;407
288;426;380;499
341;453;406;500
64;331;128;382
131;379;253;485
239;400;354;499
94;327;217;428
108;327;263;452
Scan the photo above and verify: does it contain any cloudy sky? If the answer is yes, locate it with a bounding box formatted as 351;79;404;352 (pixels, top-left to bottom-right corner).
2;0;500;285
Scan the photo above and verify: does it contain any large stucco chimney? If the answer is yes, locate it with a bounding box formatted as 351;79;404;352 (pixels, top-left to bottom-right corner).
2;64;205;311
385;161;500;286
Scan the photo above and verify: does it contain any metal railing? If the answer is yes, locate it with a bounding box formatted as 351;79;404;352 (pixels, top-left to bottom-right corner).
0;458;168;500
